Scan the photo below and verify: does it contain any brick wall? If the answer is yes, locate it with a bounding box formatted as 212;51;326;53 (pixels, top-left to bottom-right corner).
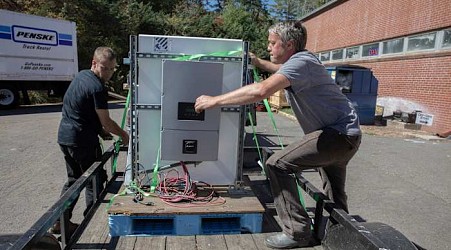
304;0;451;51
302;0;451;133
353;54;451;132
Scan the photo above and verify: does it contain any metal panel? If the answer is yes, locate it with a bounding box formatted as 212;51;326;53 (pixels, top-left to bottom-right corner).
161;60;223;131
160;130;219;161
160;60;223;161
127;35;246;186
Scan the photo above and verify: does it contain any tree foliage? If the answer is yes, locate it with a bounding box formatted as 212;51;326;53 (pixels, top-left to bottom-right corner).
0;0;327;93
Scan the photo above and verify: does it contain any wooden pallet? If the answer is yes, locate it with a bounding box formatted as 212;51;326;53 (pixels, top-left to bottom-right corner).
107;186;265;236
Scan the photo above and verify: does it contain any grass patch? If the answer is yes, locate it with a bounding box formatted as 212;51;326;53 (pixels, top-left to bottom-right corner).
279;107;293;115
20;90;62;105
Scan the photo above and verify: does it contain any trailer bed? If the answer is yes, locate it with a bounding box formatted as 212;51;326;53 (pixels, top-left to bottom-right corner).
75;173;323;250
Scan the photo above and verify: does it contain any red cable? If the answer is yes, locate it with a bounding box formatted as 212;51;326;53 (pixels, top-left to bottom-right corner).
156;161;226;207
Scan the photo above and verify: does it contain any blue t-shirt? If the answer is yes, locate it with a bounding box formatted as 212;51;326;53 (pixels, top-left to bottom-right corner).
58;70;108;146
276;51;361;136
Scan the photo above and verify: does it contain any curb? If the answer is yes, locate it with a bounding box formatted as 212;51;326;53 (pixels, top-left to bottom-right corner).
276;111;447;142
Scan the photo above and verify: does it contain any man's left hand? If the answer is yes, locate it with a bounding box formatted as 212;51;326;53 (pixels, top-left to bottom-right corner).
194;95;214;113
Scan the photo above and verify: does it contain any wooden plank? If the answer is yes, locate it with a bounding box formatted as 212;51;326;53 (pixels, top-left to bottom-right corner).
195;234;227;250
76;179;122;248
166;236;196;250
115;236;137;249
251;233;273;250
224;234;258;250
75;199;110;248
108;187;265;216
134;236;166;250
252;233;322;250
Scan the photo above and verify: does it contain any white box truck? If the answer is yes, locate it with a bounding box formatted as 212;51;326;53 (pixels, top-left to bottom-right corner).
0;9;78;108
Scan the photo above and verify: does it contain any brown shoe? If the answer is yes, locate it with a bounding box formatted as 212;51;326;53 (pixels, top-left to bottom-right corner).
48;221;79;235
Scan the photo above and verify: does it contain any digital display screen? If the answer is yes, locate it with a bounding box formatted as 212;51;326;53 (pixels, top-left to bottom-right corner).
177;102;204;121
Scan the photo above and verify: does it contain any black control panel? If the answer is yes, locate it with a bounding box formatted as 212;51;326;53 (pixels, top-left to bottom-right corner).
177;102;204;121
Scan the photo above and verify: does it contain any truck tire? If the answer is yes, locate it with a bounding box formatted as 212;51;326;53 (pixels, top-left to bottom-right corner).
322;221;418;250
0;87;19;109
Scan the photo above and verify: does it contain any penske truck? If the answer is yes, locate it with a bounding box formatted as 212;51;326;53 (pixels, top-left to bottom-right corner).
0;9;78;108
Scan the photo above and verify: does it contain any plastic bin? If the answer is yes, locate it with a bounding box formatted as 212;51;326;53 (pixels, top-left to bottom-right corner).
327;65;378;125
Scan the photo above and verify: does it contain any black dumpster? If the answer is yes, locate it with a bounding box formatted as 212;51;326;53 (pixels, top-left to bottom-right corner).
327;65;378;125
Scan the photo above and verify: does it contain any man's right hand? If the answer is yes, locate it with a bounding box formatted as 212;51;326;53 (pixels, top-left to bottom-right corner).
120;132;129;146
100;129;113;140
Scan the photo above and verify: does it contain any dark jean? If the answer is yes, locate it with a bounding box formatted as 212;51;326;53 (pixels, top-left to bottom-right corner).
265;128;361;240
59;143;107;219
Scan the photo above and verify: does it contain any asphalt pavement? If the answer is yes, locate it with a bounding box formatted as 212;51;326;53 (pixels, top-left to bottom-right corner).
248;110;451;250
0;103;450;249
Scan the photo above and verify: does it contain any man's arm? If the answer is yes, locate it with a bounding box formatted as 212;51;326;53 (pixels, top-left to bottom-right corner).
250;52;281;73
195;73;290;113
96;109;129;145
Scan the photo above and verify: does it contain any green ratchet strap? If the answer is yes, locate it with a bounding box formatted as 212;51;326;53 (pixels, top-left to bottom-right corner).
172;50;241;61
150;148;161;193
253;67;307;212
111;89;131;175
247;112;264;174
252;68;284;149
106;180;157;210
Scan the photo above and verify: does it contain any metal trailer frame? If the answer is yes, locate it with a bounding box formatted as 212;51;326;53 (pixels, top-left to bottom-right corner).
261;147;420;250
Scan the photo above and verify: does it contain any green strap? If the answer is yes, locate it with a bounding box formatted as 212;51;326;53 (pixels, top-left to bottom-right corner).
121;89;131;129
247;112;264;174
295;179;307;208
111;89;131;175
253;68;307;212
106;180;157;210
150;148;161;193
106;188;128;210
252;69;284;149
173;50;241;61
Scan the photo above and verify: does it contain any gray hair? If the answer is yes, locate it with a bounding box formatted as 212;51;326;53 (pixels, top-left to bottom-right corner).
268;21;307;52
93;47;116;62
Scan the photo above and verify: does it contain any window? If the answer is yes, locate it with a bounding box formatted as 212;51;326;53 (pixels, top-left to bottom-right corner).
320;51;330;61
362;43;379;57
317;29;449;63
332;49;344;60
407;32;436;51
346;47;359;59
383;38;404;54
442;29;451;48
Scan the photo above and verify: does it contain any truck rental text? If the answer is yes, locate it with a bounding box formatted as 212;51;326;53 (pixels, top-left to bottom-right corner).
0;9;78;108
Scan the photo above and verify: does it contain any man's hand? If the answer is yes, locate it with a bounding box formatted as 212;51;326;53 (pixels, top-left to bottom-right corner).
194;95;215;113
100;129;113;140
120;133;129;146
249;52;258;66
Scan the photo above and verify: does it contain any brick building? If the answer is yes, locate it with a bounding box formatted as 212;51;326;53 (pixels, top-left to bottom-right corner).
301;0;451;133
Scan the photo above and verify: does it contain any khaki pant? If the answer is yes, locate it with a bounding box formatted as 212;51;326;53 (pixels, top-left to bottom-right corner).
266;127;361;240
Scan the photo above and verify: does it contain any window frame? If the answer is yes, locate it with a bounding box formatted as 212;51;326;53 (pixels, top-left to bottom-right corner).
317;28;451;63
406;32;437;52
382;38;405;55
